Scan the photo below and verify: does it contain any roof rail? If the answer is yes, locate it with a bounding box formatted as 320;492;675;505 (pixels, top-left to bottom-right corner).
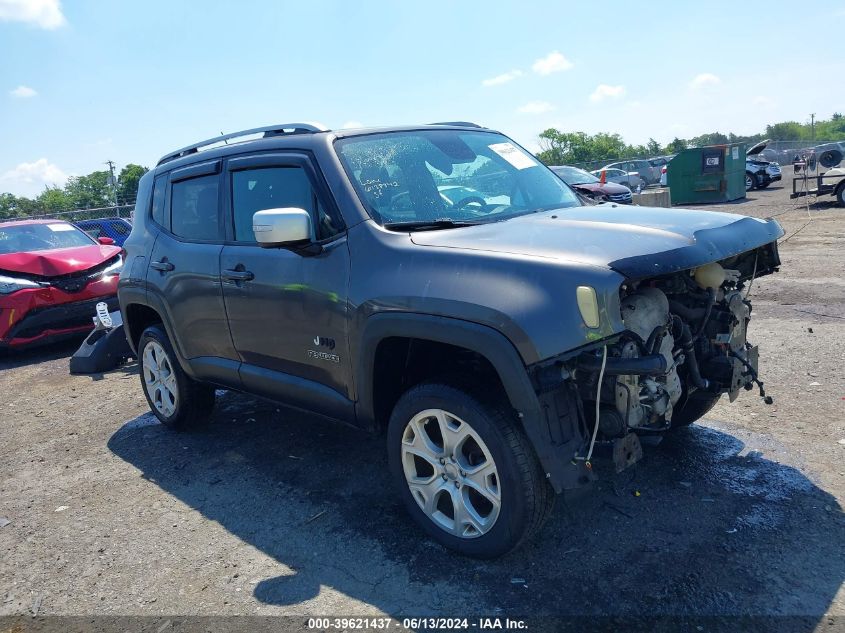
427;121;483;128
156;123;328;166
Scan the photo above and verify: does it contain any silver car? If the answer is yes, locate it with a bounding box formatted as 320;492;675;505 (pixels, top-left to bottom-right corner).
590;167;645;191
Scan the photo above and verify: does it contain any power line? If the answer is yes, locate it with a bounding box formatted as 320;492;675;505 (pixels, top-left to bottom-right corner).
105;160;119;212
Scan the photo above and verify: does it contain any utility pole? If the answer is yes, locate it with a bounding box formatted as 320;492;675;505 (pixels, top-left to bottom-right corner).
105;160;119;216
810;113;816;141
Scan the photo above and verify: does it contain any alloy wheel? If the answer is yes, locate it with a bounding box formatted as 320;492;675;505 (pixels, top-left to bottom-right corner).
142;340;178;417
401;408;501;538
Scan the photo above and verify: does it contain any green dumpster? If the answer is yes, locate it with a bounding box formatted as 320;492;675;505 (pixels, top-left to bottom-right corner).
666;143;746;204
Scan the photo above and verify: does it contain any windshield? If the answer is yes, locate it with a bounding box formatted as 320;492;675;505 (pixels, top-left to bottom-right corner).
0;222;96;255
551;166;600;185
335;130;580;228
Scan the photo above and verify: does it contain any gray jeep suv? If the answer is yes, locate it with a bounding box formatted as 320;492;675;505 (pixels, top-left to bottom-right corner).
119;122;783;558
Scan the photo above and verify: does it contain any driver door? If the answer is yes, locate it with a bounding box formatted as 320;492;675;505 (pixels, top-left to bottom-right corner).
219;153;353;421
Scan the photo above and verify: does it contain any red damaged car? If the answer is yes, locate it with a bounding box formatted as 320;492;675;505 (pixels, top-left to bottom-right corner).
0;219;123;349
551;165;633;204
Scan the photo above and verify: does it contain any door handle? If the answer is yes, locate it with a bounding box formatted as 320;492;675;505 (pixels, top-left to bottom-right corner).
150;260;174;272
222;269;254;282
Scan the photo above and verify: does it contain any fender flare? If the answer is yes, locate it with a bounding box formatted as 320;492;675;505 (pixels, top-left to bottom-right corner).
119;289;194;377
355;312;536;424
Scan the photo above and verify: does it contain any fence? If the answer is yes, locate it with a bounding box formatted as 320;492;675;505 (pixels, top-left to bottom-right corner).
5;203;135;225
561;139;845;180
2;204;136;246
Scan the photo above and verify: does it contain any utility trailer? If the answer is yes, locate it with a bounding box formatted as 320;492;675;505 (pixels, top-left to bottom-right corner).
791;169;845;206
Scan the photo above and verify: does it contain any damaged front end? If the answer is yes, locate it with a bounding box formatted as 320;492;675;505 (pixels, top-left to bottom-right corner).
530;239;781;490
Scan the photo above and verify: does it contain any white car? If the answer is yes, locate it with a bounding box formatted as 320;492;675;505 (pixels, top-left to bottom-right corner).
589;167;645;191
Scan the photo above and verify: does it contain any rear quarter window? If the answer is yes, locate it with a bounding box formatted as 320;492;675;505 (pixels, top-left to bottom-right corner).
151;175;167;227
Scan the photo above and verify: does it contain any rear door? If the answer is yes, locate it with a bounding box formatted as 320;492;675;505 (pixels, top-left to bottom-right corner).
219;152;353;420
146;161;239;384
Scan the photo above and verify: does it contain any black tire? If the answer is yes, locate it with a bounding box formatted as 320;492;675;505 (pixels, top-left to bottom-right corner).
745;171;757;191
138;324;215;430
836;183;845;207
670;392;721;428
387;381;554;558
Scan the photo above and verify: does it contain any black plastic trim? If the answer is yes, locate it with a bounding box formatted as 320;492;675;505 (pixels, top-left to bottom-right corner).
239;363;354;423
170;160;222;183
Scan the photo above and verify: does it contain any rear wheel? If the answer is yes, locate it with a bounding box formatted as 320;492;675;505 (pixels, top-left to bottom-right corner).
138;324;215;429
387;382;553;558
836;183;845;207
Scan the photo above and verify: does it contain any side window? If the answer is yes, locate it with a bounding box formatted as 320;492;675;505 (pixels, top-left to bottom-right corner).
231;166;343;242
170;175;220;241
316;199;343;240
151;175;167;227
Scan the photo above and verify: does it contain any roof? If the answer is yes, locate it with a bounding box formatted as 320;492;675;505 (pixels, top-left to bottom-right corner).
153;122;495;173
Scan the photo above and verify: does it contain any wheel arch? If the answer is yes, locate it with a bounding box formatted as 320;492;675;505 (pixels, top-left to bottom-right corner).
356;312;589;493
120;291;184;367
123;302;164;354
355;313;537;431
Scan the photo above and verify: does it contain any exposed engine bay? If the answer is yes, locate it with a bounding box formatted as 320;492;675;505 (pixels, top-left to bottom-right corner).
572;246;777;442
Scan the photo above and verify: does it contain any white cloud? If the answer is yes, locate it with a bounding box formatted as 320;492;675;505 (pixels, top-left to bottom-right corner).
589;84;626;103
482;70;523;87
532;51;573;75
10;85;37;98
0;0;65;29
340;120;363;129
689;73;721;89
0;158;69;194
517;101;556;115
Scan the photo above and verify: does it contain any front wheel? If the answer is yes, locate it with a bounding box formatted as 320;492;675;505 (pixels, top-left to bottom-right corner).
836;183;845;207
138;324;216;429
745;171;757;191
387;382;554;558
670;392;721;428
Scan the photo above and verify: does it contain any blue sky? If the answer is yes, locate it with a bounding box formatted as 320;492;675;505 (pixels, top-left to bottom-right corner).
1;0;843;198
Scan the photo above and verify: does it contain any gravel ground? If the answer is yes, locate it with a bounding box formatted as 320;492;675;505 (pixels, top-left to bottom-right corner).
1;177;843;623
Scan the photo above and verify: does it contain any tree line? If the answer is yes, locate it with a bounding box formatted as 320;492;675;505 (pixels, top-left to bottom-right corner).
0;164;148;220
536;113;845;166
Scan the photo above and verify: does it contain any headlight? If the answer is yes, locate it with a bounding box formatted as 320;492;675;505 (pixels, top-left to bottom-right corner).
0;274;41;295
576;285;601;328
100;258;124;276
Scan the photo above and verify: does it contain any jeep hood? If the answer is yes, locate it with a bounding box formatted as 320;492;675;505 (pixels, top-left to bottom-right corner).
410;205;784;279
0;244;121;277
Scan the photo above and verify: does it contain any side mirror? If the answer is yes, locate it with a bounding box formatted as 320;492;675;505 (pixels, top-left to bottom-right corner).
98;236;115;245
253;208;312;248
